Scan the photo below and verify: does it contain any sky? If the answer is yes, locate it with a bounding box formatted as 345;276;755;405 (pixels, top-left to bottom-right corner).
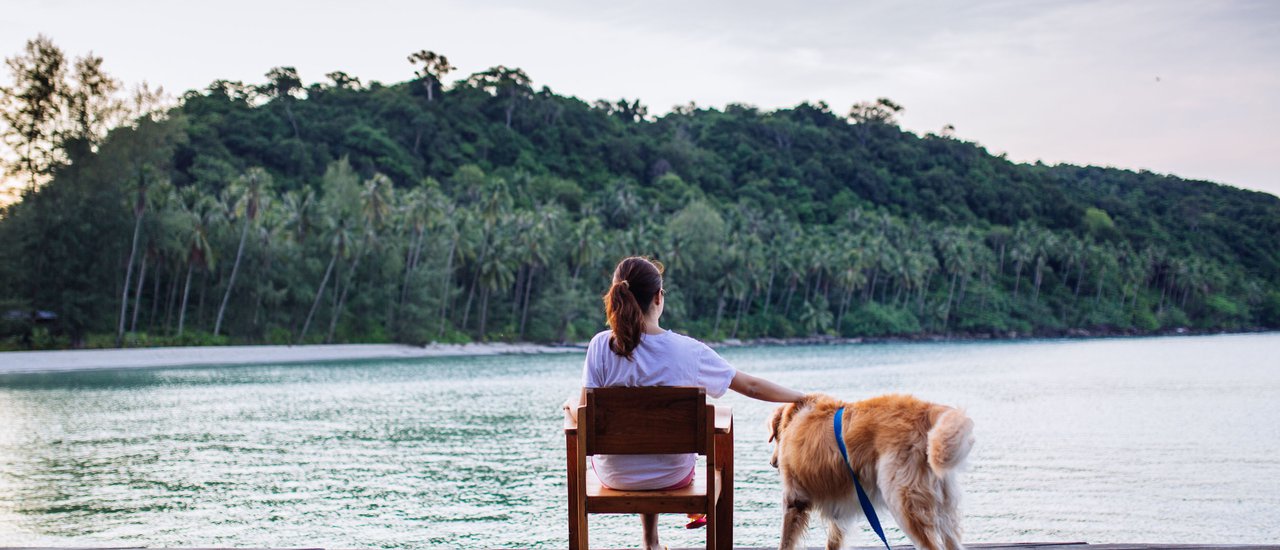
2;0;1279;198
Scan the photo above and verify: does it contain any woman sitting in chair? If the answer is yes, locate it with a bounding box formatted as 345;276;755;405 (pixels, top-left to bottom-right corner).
564;255;806;550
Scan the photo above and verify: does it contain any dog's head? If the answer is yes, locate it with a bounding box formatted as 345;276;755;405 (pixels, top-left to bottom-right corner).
766;397;809;468
767;394;828;468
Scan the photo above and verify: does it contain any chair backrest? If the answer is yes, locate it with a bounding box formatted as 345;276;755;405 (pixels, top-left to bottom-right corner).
581;386;710;456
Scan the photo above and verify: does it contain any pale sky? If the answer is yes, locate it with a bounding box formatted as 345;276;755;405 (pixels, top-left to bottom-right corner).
3;0;1279;197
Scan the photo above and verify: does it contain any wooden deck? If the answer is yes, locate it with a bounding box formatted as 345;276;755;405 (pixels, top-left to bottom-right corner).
734;545;1274;550
4;543;1279;550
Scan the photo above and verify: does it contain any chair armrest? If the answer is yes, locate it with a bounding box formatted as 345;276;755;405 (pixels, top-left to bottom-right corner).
564;405;581;433
713;404;732;434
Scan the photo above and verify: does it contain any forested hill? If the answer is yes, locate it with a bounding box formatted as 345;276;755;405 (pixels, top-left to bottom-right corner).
2;56;1278;349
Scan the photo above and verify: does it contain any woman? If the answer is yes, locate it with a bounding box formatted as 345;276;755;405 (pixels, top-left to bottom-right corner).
564;256;805;550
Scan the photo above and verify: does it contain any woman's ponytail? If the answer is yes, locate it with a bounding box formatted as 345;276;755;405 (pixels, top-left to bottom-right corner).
605;280;644;359
602;257;664;360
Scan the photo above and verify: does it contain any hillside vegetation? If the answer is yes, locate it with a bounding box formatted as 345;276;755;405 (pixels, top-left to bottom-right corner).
2;38;1278;348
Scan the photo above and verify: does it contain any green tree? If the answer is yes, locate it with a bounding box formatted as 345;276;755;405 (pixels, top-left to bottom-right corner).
407;50;453;102
0;35;66;189
64;52;123;147
325;71;361;90
262;66;302;138
1082;207;1118;241
466;66;532;129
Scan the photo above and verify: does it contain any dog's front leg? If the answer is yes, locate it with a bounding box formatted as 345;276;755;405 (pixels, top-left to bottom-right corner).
778;496;811;550
824;517;845;550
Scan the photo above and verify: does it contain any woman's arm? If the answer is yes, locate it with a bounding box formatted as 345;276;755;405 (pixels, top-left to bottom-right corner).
728;371;805;403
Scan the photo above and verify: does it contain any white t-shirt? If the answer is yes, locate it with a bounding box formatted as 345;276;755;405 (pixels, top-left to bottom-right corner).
581;328;737;490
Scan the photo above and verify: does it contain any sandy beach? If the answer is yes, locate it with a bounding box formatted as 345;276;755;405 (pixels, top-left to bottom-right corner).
0;342;582;375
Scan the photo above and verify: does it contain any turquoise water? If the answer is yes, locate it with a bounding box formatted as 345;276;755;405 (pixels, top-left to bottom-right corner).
1;333;1278;548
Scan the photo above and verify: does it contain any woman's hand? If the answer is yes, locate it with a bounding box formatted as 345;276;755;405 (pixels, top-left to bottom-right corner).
562;399;575;422
562;388;586;426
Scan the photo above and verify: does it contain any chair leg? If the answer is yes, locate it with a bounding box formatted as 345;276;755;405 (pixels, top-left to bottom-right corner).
705;464;717;550
715;429;734;550
569;503;586;550
576;513;589;550
706;505;716;550
567;432;582;550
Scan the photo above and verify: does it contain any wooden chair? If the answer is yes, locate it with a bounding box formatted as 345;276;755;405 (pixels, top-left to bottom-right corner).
564;386;734;550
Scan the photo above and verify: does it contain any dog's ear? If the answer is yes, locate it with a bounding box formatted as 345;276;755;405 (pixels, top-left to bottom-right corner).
767;404;789;443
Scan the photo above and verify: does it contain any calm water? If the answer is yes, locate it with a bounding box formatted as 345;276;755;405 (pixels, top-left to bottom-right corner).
1;333;1278;548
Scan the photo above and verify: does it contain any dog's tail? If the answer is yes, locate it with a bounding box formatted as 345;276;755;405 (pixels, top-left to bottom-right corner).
927;408;975;476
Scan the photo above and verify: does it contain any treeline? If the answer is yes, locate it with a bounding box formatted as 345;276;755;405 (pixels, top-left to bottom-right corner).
1;37;1278;348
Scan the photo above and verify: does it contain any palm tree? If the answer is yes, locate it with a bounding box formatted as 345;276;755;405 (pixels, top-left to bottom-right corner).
800;295;833;336
116;165;160;347
1031;232;1058;303
985;226;1012;276
127;179;179;336
954;230;993;314
834;240;868;332
731;233;766;339
249;200;288;333
395;184;437;328
298;158;361;343
1058;235;1086;298
934;227;968;327
761;214;799;316
214;167;271;337
873;235;898;304
460;178;510;335
507;210;536;328
176;188;217;337
327;173;392;343
475;236;516;339
1009;224;1036;300
1090;242;1113;305
280;187;316;244
516;205;560;340
558;215;603;342
297;215;349;344
713;239;747;337
436;204;463;339
151;182;191;334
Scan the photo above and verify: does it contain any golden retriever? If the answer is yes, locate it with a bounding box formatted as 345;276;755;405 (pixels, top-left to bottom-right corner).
767;393;974;550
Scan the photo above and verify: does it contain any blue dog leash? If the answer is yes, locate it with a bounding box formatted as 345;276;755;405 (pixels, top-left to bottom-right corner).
834;406;892;550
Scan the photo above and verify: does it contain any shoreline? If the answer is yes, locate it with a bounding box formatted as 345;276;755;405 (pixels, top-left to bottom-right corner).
0;342;582;375
713;326;1274;348
0;327;1270;375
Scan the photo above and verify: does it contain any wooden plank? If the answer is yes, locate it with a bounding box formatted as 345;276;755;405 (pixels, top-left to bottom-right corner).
568;402;730;433
4;544;1279;550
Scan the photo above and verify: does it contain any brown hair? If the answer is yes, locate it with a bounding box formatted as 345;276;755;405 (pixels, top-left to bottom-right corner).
603;256;664;360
